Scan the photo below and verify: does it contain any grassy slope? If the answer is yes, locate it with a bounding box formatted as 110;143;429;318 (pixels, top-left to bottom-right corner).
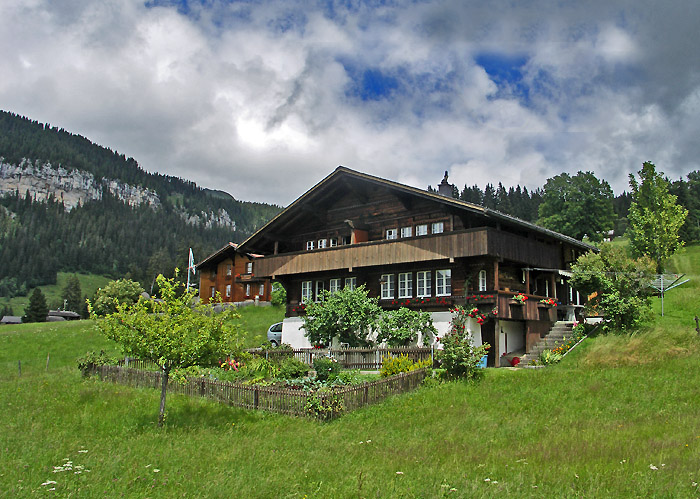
0;250;699;497
0;272;112;315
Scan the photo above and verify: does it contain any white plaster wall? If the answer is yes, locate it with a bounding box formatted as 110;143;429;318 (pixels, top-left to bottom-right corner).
499;320;525;356
281;317;312;349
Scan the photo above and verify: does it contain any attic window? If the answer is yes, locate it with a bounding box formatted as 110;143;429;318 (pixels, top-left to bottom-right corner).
400;226;412;238
432;222;444;234
246;262;253;274
306;241;315;251
329;237;338;247
318;239;327;249
226;264;232;276
386;228;397;240
416;224;428;236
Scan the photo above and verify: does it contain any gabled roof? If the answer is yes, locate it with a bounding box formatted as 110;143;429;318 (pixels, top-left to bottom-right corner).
196;242;264;270
239;166;597;253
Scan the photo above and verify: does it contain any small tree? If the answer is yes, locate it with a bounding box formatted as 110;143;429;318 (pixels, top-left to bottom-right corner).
23;288;48;323
91;278;145;316
301;285;381;347
570;244;656;333
90;274;242;426
377;307;437;346
62;275;83;312
628;162;688;272
438;307;490;379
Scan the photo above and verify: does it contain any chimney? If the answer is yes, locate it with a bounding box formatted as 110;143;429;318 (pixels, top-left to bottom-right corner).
438;170;453;197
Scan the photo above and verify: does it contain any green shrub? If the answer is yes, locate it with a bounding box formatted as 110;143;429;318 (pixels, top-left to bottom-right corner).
76;350;118;375
241;357;280;381
377;308;437;346
305;387;344;420
271;283;287;307
313;356;340;382
437;332;490;380
539;349;563;365
278;357;309;380
380;354;430;377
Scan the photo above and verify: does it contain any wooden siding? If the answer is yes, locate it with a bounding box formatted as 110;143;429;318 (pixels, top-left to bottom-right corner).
257;228;560;277
198;255;271;303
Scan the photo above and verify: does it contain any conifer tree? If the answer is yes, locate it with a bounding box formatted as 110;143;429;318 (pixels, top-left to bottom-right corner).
62;275;83;311
23;288;48;323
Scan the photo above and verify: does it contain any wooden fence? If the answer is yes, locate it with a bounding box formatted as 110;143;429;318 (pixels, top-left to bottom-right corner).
248;346;433;370
91;365;428;420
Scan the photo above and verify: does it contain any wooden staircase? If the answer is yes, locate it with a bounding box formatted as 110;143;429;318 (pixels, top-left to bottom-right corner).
520;321;575;365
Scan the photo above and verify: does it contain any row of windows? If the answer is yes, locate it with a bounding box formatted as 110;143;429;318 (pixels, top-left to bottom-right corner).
386;222;443;240
210;283;265;298
380;270;451;299
301;277;357;302
306;236;352;251
211;262;254;279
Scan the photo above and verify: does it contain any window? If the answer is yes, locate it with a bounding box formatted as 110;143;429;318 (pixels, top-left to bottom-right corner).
569;286;573;303
416;224;428;236
246;262;253;274
436;269;451;296
478;270;487;291
316;281;324;301
226;264;232;276
381;274;395;299
386;228;398;240
318;239;327;249
400;226;412;238
417;271;431;297
210;286;215;298
245;284;251;296
225;284;231;297
432;222;444;234
345;277;357;290
341;235;352;245
306;241;315;250
329;237;338;247
545;279;550;297
301;281;313;302
259;284;265;296
398;272;412;298
329;278;341;294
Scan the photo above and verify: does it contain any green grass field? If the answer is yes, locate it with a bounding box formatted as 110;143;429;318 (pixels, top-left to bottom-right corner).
1;249;699;497
0;272;112;316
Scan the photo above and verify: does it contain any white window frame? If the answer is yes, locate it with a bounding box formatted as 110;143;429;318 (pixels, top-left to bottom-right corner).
301;281;313;302
225;284;231;297
436;269;451;296
245;284;251;296
398;272;412;299
345;277;357;290
210;286;215;298
417;271;431;298
400;226;412;238
226;264;232;276
246;262;253;274
386;228;398;240
329;237;338;247
432;222;444;234
545;279;550;297
381;274;395;299
478;270;487;291
315;281;324;301
416;224;428;236
329;278;341;294
318;239;327;249
306;240;315;251
258;284;265;296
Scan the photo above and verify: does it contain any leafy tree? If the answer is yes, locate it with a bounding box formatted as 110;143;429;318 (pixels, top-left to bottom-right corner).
627;162;688;272
90;274;242;426
377;308;437;346
91;278;145;316
570;244;656;333
270;282;287;307
538;171;615;242
62;274;83;311
301;285;381;347
23;288;48;323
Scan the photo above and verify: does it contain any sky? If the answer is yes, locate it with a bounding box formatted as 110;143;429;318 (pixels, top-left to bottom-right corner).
1;0;700;206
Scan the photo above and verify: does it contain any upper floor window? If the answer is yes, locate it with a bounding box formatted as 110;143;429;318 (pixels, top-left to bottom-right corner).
345;277;357;290
398;272;412;298
436;269;451;296
210;269;216;279
417;271;431;298
329;237;338;247
341;235;352;245
318;239;327;249
306;241;315;251
226;264;232;276
478;270;487;291
416;224;428;236
400;226;412;238
301;281;313;302
386;228;398;240
381;274;395;299
432;222;444;234
246;262;253;274
329;278;341;294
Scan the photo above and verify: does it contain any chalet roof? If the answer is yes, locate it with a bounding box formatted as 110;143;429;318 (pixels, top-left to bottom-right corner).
195;242;264;270
239;166;597;253
0;316;22;325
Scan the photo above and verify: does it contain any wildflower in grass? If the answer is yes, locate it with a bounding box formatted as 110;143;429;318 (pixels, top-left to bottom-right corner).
41;480;57;486
78;449;88;453
154;469;160;473
650;464;658;470
396;471;403;475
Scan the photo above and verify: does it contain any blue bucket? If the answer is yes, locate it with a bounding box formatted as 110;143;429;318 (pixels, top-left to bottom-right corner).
477;355;488;368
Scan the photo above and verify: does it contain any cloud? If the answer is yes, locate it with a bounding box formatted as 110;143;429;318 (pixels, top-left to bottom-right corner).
1;0;699;206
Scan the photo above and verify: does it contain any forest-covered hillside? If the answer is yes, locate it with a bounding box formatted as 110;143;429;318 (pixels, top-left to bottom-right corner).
0;111;281;297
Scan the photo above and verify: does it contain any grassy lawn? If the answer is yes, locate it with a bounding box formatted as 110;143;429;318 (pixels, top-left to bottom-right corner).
1;249;699;497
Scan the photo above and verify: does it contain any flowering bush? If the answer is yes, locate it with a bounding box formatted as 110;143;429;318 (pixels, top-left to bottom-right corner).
512;293;528;303
313;356;341;382
539;298;557;306
390;296;452;307
380;354;430;377
291;303;307;314
438;332;490;380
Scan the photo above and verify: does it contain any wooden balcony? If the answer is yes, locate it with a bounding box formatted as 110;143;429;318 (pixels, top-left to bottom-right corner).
257;227;560;278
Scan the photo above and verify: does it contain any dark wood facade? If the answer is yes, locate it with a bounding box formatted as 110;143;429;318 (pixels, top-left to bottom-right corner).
239;167;594;354
196;243;271;304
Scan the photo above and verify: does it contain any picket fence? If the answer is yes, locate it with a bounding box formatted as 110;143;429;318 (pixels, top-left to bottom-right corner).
249;346;434;370
91;365;428;420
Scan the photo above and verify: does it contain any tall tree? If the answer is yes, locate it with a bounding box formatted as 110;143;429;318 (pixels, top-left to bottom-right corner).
62;275;83;312
627;162;688;272
538;171;615;242
23;288;48;323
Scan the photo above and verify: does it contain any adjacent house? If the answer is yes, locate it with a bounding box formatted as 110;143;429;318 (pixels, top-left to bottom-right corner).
238;167;595;365
196;242;271;304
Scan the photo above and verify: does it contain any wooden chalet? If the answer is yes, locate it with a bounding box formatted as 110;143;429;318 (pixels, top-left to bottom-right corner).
196;242;271;304
238;167;595;365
